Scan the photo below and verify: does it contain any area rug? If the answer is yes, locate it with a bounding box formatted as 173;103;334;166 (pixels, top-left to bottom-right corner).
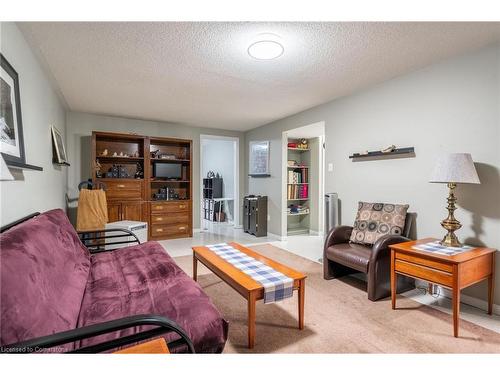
173;244;500;353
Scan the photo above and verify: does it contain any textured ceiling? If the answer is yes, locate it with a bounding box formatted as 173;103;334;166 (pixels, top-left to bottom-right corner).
19;22;500;131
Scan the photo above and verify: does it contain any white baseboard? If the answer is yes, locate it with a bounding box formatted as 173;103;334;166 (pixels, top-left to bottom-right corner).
193;228;202;233
267;232;287;241
415;280;500;315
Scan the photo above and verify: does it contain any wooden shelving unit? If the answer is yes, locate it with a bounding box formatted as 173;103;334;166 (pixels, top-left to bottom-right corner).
91;131;192;240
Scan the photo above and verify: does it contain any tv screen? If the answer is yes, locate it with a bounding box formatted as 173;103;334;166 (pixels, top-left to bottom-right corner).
154;163;182;179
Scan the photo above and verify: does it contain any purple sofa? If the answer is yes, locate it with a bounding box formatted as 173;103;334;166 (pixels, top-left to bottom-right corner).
0;209;228;353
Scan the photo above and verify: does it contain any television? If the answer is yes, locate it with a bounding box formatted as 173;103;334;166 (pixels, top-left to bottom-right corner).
153;163;182;179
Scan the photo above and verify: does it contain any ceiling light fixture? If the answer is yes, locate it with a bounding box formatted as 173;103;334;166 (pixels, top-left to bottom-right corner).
248;40;284;60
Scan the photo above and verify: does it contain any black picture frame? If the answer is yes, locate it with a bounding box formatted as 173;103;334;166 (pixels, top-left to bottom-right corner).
0;53;26;167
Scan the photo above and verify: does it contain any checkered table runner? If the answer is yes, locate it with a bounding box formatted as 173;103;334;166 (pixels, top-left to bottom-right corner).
412;241;474;256
206;243;294;304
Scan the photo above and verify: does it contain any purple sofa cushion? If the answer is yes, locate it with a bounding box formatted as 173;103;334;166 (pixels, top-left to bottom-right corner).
77;241;228;353
0;209;91;347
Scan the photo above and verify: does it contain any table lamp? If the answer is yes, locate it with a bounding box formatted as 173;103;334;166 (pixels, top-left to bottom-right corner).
429;153;480;247
0;153;14;181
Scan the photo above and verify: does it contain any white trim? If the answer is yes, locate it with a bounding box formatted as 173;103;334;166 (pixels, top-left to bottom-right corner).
414;280;500;315
439;285;500;316
200;134;240;229
281;121;326;238
309;230;324;236
267;232;287;241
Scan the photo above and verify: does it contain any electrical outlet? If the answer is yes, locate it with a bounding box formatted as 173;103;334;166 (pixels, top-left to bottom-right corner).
328;163;333;172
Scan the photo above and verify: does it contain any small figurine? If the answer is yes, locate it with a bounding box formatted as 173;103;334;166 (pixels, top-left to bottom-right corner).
133;150;139;158
298;138;308;149
134;163;144;179
381;145;396;153
119;151;124;157
101;149;108;156
112;151;118;157
151;150;160;159
95;160;103;178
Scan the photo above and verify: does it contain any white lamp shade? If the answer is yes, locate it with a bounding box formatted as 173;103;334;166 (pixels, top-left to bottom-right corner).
429;153;480;184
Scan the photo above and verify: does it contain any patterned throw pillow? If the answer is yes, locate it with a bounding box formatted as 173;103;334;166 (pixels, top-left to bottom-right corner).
350;202;409;245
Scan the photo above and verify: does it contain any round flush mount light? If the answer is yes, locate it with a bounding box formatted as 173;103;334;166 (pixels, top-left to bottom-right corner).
248;40;284;60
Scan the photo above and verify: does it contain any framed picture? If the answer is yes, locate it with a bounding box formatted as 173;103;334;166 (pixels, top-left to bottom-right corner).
51;125;69;165
249;140;270;177
0;53;26;166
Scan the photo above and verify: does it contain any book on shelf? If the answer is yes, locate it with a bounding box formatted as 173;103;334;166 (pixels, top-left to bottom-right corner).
287;183;309;199
287;169;308;184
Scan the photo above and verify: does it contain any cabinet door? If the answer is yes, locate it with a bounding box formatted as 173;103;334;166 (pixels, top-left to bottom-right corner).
107;203;121;223
122;202;142;221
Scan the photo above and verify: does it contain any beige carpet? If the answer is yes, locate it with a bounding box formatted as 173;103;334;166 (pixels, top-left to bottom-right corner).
174;244;500;353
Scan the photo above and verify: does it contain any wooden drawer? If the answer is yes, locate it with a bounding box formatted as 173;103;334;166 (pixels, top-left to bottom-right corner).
105;180;142;200
395;259;453;287
151;223;190;237
395;252;453;273
151;201;190;213
151;213;189;225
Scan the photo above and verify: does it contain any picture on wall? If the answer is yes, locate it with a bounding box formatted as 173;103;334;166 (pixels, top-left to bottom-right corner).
0;53;26;166
51;125;69;165
249;140;270;177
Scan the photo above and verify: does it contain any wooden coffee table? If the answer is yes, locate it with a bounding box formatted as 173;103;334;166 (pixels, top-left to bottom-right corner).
192;242;306;349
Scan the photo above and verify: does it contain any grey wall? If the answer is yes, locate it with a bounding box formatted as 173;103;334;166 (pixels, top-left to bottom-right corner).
0;22;67;226
246;43;500;304
65;111;245;228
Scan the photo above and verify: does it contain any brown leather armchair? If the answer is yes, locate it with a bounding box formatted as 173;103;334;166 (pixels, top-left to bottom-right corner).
323;213;415;301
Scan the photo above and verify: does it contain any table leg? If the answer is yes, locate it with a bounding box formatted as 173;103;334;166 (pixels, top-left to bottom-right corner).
193;254;198;282
248;291;256;349
391;250;396;309
453;264;460;337
298;279;305;330
488;254;495;315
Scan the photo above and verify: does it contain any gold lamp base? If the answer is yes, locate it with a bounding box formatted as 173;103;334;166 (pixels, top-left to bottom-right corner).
439;183;463;248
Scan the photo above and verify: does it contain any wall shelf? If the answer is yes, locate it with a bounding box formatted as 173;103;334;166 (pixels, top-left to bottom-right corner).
349;147;415;161
6;160;43;171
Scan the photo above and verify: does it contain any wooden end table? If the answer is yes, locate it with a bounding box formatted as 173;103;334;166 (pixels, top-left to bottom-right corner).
390;238;496;337
192;242;306;349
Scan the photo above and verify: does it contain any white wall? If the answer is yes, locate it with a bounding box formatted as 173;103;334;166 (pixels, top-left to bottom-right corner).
0;22;67;226
246;43;500;304
65;111;245;228
201;137;237;222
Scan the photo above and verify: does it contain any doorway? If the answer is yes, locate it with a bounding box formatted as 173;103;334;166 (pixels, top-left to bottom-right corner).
281;122;325;239
200;135;240;232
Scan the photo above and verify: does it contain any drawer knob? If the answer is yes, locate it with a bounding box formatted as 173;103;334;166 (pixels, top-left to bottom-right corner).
179;205;186;209
179;226;186;230
156;217;163;221
156;228;163;232
117;184;125;188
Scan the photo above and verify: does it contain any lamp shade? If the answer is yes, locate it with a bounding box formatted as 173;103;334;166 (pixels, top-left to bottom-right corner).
429;153;480;184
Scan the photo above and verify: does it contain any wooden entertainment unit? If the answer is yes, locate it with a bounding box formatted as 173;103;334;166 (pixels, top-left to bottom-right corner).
91;131;192;240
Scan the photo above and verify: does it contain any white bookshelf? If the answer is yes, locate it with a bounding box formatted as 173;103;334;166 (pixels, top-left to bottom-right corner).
286;141;311;236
